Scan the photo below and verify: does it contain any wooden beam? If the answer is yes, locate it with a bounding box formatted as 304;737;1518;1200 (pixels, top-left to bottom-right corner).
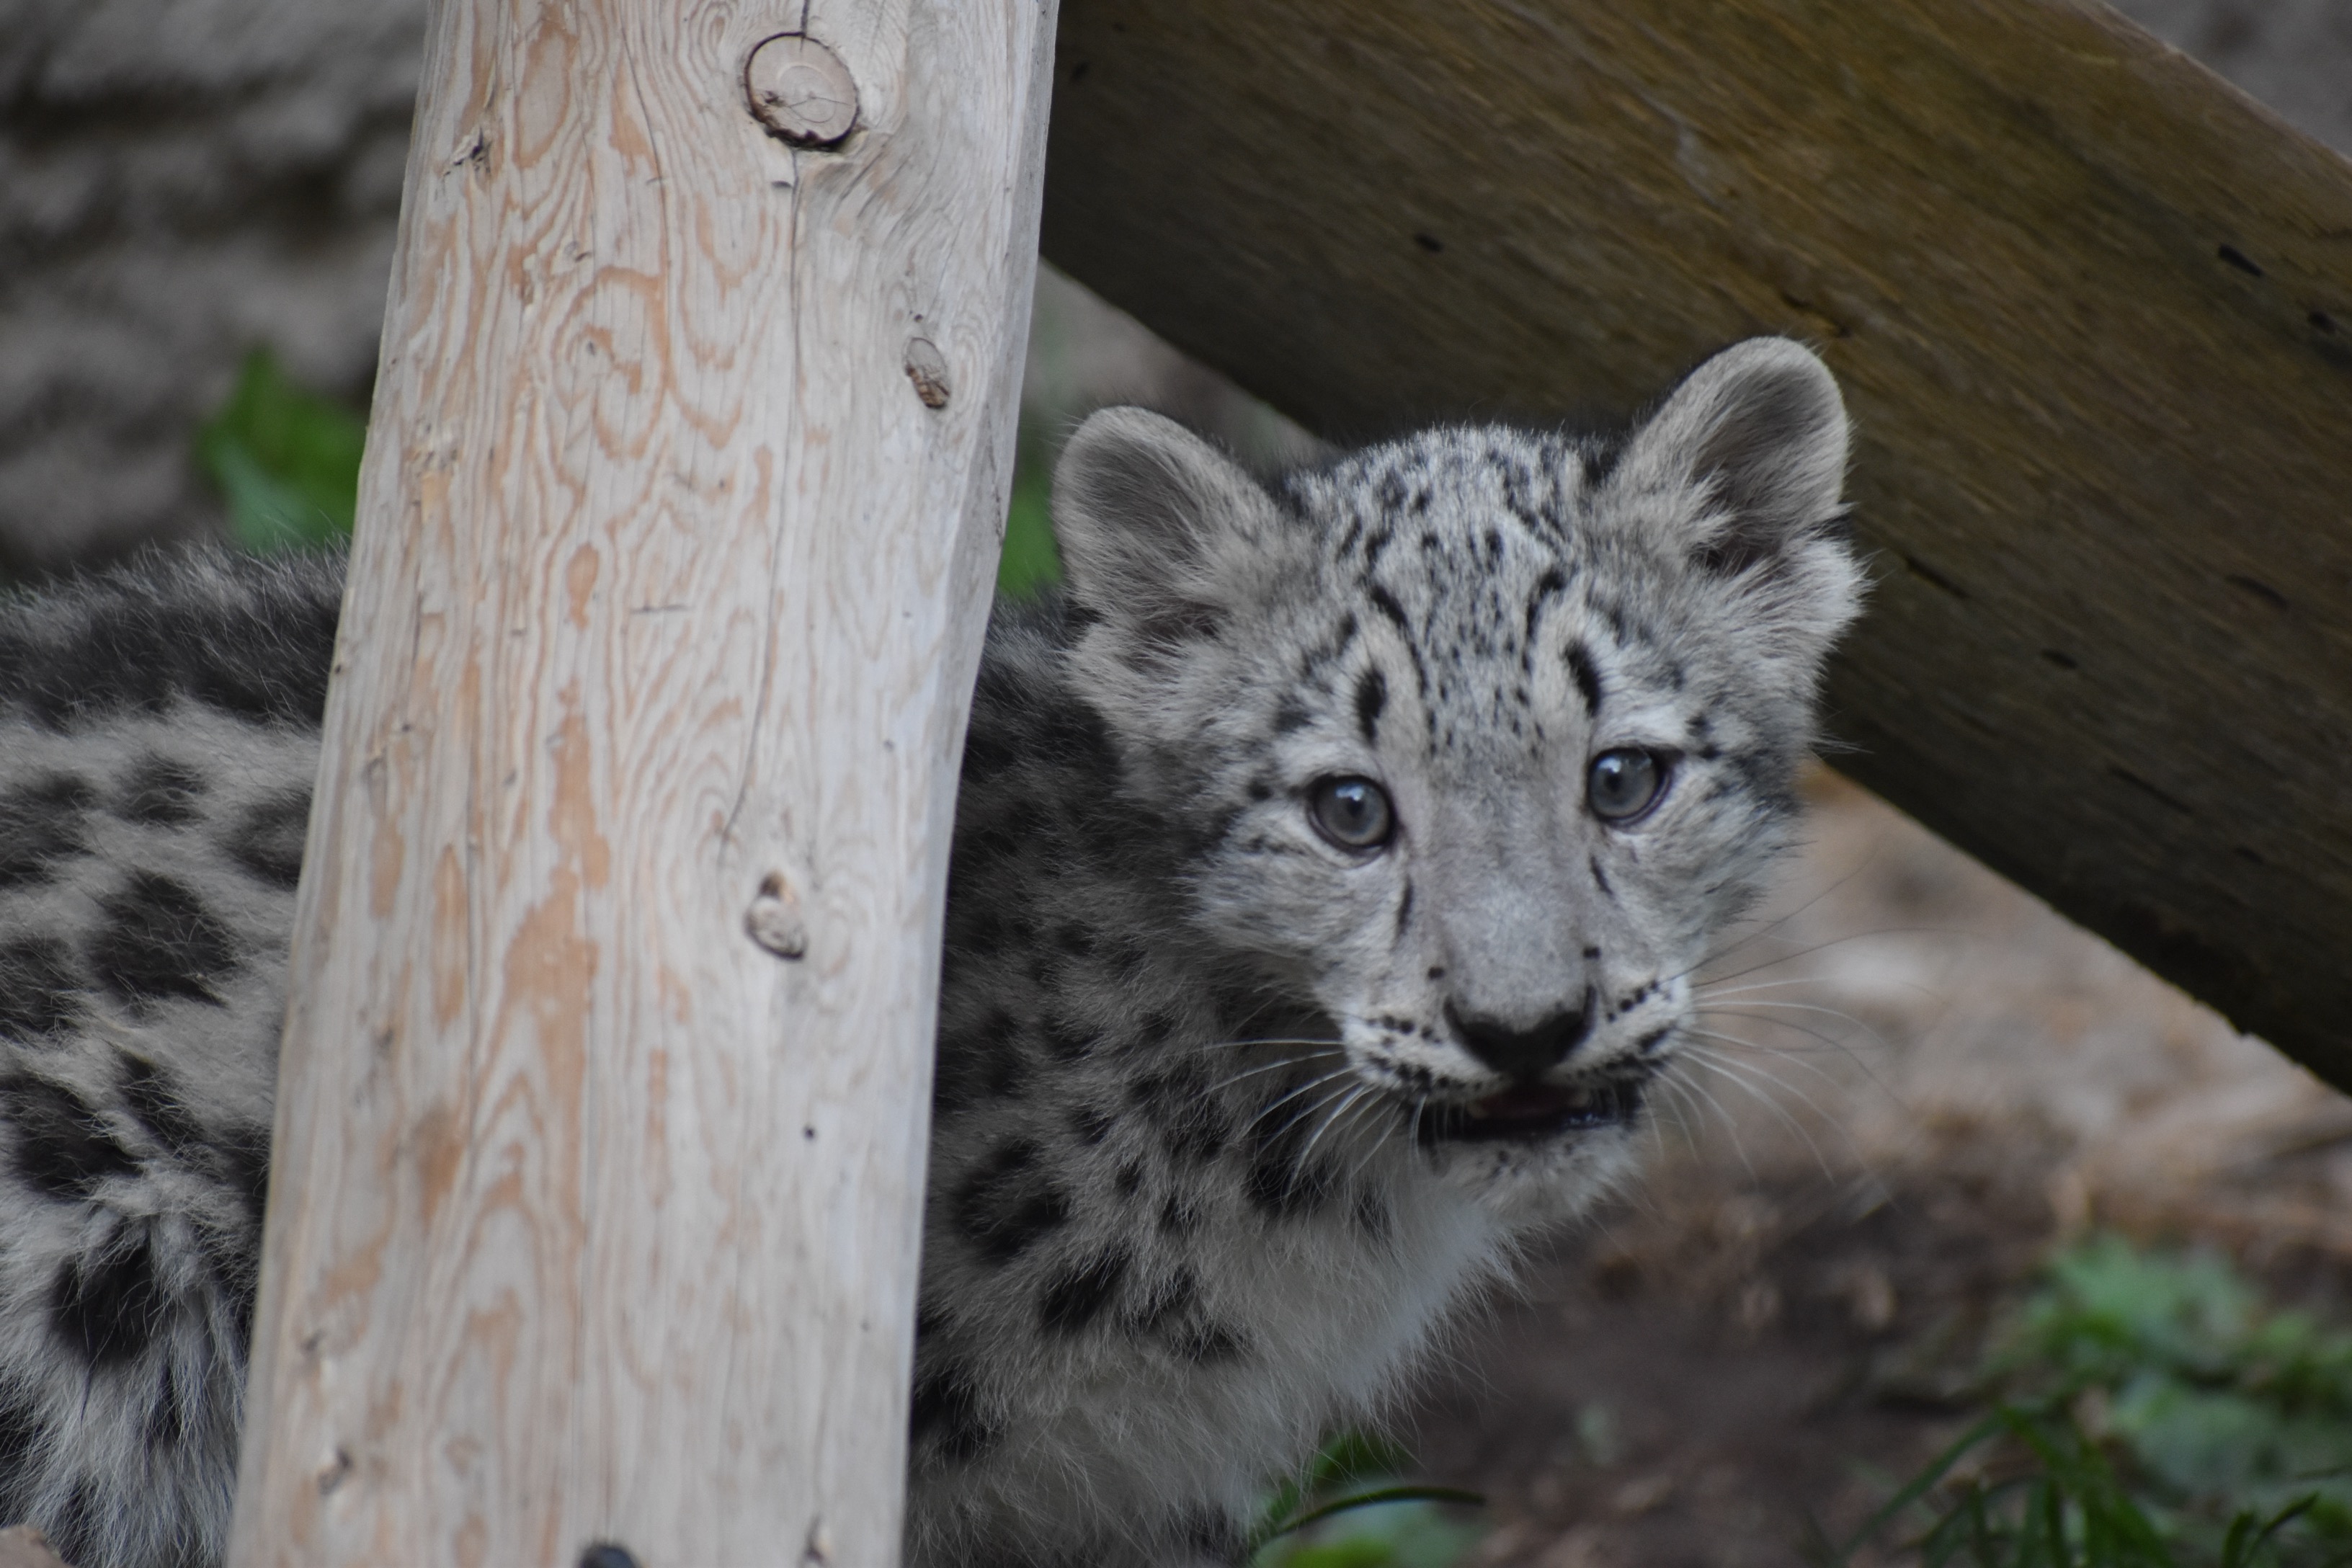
1039;0;2352;1091
229;0;1054;1560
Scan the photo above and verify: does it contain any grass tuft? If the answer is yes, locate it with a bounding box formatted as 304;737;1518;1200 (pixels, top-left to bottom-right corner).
1829;1234;2352;1568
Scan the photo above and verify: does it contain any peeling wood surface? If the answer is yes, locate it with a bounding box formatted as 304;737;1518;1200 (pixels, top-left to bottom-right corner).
229;0;1055;1560
1040;0;2352;1090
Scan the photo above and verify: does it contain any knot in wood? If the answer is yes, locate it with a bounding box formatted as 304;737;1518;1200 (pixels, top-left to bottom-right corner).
745;35;858;148
904;338;952;409
746;873;808;959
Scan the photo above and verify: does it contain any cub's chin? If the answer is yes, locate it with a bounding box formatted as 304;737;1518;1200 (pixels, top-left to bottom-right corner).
1427;1104;1651;1223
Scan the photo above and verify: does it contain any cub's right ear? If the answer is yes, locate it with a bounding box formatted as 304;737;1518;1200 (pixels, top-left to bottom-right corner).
1050;407;1298;662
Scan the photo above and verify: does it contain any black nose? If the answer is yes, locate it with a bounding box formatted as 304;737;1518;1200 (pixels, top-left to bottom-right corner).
1446;989;1597;1080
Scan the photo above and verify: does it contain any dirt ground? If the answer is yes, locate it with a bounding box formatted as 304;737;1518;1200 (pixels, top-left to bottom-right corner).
1397;773;2352;1568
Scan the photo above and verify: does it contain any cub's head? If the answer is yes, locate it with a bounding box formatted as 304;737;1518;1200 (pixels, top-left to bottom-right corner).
1051;339;1863;1211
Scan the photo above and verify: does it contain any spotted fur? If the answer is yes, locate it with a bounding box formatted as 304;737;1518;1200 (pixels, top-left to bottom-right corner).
0;339;1859;1568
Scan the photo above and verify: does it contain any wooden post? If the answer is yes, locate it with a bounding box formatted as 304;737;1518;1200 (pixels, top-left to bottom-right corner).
1041;0;2352;1090
228;0;1054;1561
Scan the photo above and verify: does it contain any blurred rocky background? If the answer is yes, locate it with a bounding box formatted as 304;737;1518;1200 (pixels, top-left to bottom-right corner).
0;0;2346;572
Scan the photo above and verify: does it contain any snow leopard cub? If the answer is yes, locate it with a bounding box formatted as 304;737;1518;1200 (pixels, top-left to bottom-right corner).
0;337;1858;1568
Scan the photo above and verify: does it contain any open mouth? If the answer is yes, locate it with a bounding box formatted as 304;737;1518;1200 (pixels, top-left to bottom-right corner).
1417;1078;1647;1145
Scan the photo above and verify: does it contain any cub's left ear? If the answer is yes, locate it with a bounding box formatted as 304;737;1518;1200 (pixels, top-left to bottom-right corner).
1611;337;1851;576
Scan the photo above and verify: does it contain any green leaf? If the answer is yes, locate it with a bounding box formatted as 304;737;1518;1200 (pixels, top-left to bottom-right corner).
195;349;366;553
997;460;1060;598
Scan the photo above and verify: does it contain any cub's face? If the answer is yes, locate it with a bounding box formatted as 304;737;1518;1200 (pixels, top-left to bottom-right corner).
1052;340;1862;1212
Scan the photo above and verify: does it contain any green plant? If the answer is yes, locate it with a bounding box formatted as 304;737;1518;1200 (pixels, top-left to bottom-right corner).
1829;1234;2352;1568
996;442;1061;598
195;350;368;553
1250;1431;1485;1568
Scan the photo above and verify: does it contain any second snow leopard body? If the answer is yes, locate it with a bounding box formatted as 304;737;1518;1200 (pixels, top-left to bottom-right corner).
0;339;1861;1567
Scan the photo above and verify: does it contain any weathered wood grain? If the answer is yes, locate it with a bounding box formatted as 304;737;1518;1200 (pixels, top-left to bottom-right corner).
1039;0;2352;1090
228;0;1055;1560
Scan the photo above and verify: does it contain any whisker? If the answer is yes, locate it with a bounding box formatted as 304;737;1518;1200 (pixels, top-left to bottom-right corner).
1686;1020;1907;1115
1183;1035;1348;1056
1675;925;1960;992
1204;1056;1346;1096
1665;860;1881;983
1676;1040;1842;1173
1693;1006;1881;1060
1295;1084;1371;1175
1345;1096;1402;1188
1241;1066;1360;1131
1664;1064;1758;1180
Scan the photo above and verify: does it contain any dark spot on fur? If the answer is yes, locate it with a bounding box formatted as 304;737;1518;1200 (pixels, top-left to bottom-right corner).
1413;231;1443;254
1070;1102;1118;1145
953;1140;1070;1263
1244;1103;1337;1221
50;1223;166;1369
0;775;97;887
910;1356;1001;1462
2216;242;2263;277
1174;1319;1248;1366
1172;1507;1250;1564
45;1483;102;1568
1590;855;1614;898
933;1009;1029;1115
3;1076;140;1198
1039;1015;1099;1062
227;786;312;888
0;938;82;1043
1353;668;1387;746
144;1359;187;1451
1127;1267;1198;1332
115;755;210;826
1272;695;1313;734
1355;1189;1392;1241
218;1123;271;1226
119;1056;207;1160
1115;1161;1145;1198
1130;1063;1226;1166
1158;1192;1199;1235
1564;642;1602;714
87;870;239;1010
0;1389;45;1516
1039;1247;1131;1335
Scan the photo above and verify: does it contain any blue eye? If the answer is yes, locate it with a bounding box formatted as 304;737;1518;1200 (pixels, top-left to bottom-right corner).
1587;749;1667;822
1309;776;1396;851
